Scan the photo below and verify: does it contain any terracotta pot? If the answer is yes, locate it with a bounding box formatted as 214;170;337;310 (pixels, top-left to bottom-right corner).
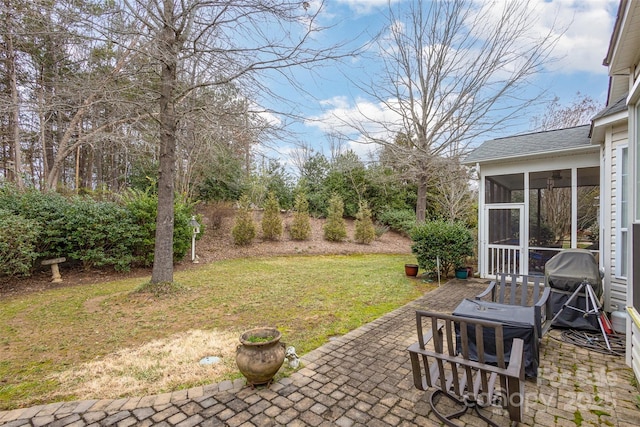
405;264;419;277
236;327;285;386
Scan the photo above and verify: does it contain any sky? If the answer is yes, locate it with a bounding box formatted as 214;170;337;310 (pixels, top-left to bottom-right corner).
257;0;620;172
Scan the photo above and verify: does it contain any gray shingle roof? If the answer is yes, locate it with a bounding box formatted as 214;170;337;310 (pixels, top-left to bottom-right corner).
462;124;592;164
591;95;627;121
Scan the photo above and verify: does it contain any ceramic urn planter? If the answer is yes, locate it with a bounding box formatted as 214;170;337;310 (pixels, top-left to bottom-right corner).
236;327;285;387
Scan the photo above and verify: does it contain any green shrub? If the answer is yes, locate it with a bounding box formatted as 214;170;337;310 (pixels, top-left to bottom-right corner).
323;193;347;242
53;198;139;271
232;194;256;246
121;190;197;266
120;190;157;266
173;198;199;263
10;189;69;257
0;186;197;273
0;210;41;276
377;208;417;235
261;192;283;241
290;193;311;241
354;201;376;244
410;220;474;277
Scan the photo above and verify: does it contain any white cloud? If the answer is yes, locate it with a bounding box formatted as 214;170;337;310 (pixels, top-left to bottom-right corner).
335;0;400;15
519;0;617;75
305;95;414;161
307;96;403;141
462;0;616;75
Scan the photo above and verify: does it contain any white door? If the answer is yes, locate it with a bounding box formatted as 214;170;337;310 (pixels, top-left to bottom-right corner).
484;205;525;277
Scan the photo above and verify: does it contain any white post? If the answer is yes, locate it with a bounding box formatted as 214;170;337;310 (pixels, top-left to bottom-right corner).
191;233;198;263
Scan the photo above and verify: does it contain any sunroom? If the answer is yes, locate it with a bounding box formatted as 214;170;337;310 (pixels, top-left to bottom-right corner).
462;125;601;279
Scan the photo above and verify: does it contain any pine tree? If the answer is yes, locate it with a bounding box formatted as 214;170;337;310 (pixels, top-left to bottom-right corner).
290;192;312;241
262;192;283;240
323;193;347;242
354;201;376;244
232;194;256;245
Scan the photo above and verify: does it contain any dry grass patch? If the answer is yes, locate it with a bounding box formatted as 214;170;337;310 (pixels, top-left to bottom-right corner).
0;254;433;409
50;329;238;401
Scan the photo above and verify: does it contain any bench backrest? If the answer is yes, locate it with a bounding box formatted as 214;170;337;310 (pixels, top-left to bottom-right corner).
494;272;546;307
408;310;525;423
414;310;507;394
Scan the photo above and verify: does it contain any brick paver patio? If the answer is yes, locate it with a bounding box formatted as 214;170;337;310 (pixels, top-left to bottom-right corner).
1;279;639;426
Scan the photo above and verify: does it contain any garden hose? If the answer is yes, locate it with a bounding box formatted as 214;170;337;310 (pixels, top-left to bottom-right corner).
549;329;625;356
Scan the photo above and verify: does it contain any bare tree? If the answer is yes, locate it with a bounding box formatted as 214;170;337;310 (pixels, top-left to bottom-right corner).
532;92;601;131
430;157;475;223
112;0;350;284
289;141;315;178
344;0;560;222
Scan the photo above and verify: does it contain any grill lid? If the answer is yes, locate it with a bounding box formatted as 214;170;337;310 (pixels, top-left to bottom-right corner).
545;249;602;296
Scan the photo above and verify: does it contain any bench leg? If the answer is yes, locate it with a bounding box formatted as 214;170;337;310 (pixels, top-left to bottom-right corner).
430;389;504;427
507;376;524;423
50;264;62;283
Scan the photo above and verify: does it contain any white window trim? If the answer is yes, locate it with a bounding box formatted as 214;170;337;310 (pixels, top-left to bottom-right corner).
616;144;629;278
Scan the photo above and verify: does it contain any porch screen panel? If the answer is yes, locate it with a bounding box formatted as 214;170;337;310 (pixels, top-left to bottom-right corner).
577;167;600;254
528;171;570;272
487;208;520;275
528;169;571;250
485;174;524;204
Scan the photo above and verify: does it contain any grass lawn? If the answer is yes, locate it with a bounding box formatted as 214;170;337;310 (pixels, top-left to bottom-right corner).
0;254;434;410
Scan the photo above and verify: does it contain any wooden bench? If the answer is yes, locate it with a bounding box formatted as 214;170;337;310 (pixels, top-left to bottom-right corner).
408;310;525;426
476;273;550;338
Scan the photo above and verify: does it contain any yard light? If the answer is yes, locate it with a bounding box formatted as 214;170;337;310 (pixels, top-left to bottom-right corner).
189;215;200;263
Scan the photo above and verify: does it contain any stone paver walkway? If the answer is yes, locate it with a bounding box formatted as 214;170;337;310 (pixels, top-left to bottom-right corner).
1;279;640;426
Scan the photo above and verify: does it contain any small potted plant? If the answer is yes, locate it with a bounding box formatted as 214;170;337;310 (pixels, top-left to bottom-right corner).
454;266;468;279
236;327;285;387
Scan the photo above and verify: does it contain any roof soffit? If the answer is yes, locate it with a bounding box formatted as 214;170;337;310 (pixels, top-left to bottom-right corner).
608;1;640;73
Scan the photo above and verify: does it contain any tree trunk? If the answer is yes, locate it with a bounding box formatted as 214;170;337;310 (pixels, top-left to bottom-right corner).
4;6;24;189
416;174;428;223
82;145;94;189
151;1;178;284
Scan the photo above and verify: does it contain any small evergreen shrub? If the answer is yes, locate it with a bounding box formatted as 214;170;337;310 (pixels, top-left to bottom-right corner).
0;210;41;277
354;201;376;244
261;191;283;241
290;193;311;241
232;194;256;246
378;208;417;235
323;193;347;242
410;220;474;277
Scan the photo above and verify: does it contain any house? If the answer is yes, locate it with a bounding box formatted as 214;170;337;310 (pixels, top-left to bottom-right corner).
594;0;640;376
463;0;640;378
462;125;600;281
